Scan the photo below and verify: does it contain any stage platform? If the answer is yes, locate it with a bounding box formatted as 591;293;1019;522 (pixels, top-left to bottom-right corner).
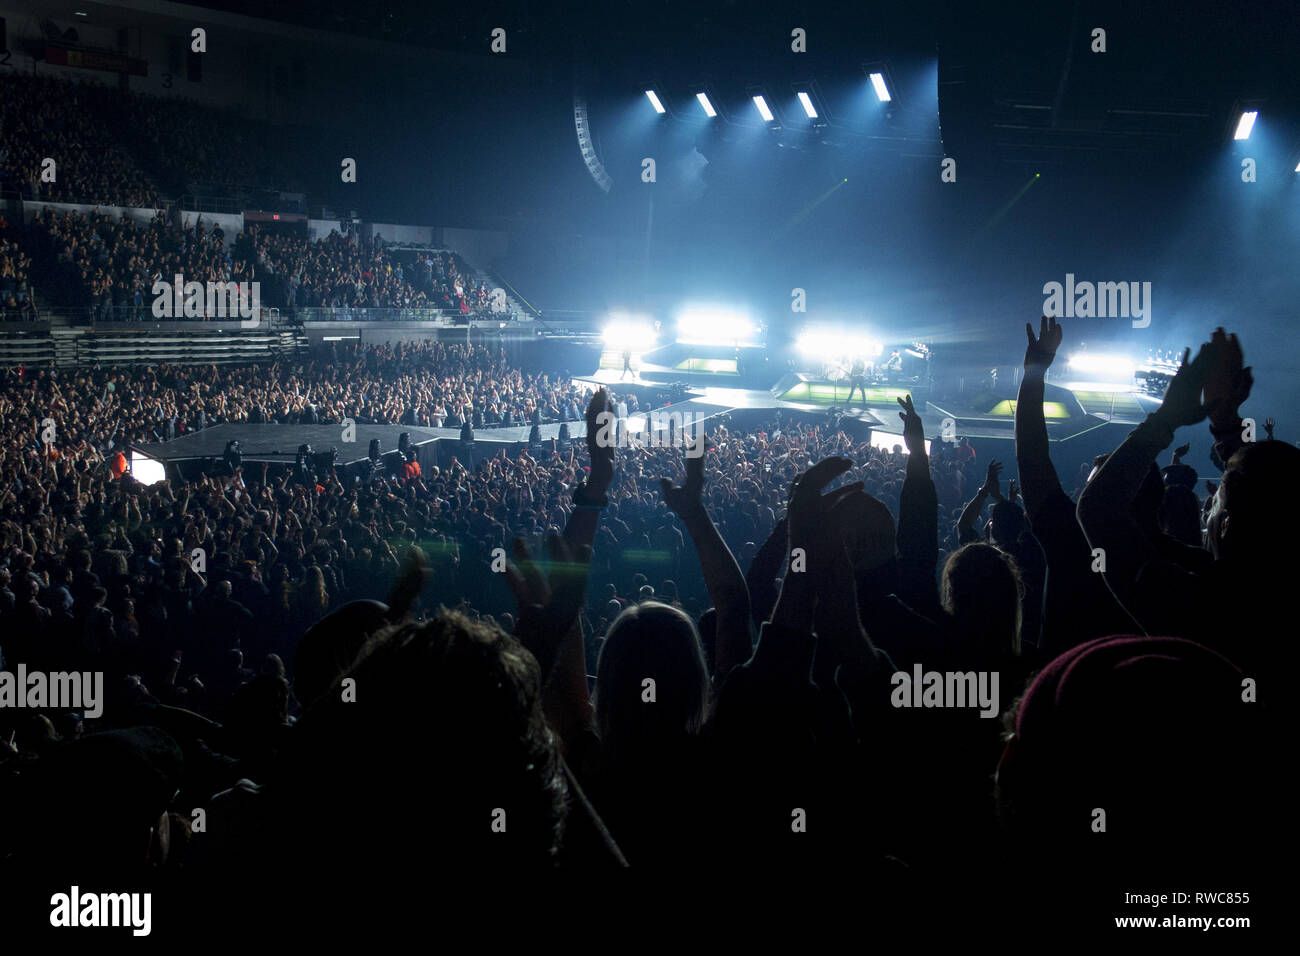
131;397;733;470
575;372;1161;444
133;376;1156;483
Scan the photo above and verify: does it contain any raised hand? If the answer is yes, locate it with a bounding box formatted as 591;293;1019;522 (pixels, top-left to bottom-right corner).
1265;418;1275;440
504;534;592;683
982;460;1004;498
786;456;863;562
1202;328;1252;426
771;456;863;630
659;434;706;520
1154;346;1213;429
1024;314;1063;371
584;387;614;493
896;394;925;455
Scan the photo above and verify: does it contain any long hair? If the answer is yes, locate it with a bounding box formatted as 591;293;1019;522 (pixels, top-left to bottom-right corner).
299;566;329;617
594;602;710;761
279;610;568;870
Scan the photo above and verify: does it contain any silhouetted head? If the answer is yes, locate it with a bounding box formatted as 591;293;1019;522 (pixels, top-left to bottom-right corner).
594;602;709;760
988;500;1027;550
1208;440;1300;561
941;543;1023;656
996;636;1266;883
1159;484;1203;548
280;610;567;870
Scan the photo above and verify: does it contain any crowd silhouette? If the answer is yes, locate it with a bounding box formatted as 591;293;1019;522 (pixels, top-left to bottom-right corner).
0;316;1279;933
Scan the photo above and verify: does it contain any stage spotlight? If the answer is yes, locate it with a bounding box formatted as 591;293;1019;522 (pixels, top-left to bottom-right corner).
796;91;818;119
602;317;659;351
868;431;929;456
753;95;775;123
869;72;892;102
645;90;666;114
1233;110;1257;140
1295;160;1300;172
796;329;883;361
1066;352;1137;379
128;451;167;485
696;92;717;117
676;308;761;346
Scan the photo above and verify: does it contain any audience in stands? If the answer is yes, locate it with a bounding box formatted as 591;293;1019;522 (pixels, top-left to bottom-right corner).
0;311;1276;922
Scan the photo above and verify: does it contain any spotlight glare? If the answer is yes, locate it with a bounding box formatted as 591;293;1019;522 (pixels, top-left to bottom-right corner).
696;92;717;118
1233;110;1257;140
796;91;818;119
869;72;892;102
676;309;760;346
752;95;775;123
602;316;659;351
796;329;883;361
645;90;666;114
1066;352;1137;380
129;451;168;485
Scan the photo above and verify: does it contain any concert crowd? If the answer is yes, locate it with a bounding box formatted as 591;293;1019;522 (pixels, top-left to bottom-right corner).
0;317;1280;931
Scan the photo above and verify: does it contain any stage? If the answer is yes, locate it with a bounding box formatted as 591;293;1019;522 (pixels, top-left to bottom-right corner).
128;371;1160;485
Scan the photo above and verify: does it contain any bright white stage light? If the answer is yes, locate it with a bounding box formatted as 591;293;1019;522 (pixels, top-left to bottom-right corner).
603;316;659;351
645;90;666;114
1067;352;1137;379
676;309;760;346
869;431;929;455
1233;111;1257;140
796;91;818;119
1295;160;1300;172
796;329;883;362
753;95;775;122
869;72;892;102
130;451;168;485
696;92;717;117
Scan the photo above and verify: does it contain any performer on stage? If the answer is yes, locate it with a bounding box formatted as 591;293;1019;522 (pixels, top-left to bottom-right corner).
621;349;634;381
846;357;867;406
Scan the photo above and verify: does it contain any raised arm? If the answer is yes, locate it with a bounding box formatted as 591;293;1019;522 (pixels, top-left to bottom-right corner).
745;515;788;628
1077;345;1211;616
895;395;939;613
1015;315;1065;515
659;433;752;682
1202;328;1254;471
957;460;1002;543
520;388;614;750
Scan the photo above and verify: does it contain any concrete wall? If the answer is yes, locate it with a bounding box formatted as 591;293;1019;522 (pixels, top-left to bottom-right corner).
440;227;510;272
308;219;345;241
